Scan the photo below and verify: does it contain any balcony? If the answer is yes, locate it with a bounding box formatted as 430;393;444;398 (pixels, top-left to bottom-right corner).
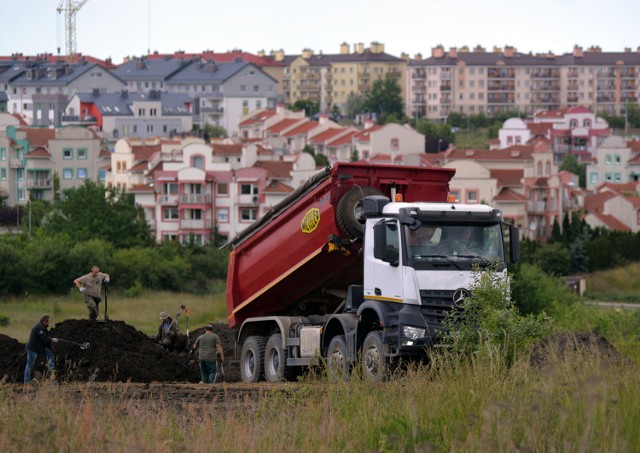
487;81;515;91
488;69;515;78
158;194;179;205
200;106;223;114
61;115;97;125
10;158;25;168
487;94;515;104
180;218;212;230
236;194;260;205
440;84;452;91
21;178;53;189
412;71;426;80
179;194;211;205
531;69;560;78
412;81;426;91
439;72;452;79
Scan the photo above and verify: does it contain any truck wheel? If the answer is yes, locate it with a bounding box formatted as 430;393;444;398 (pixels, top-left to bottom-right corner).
240;335;266;383
265;334;287;382
336;186;384;239
327;335;351;381
361;331;387;382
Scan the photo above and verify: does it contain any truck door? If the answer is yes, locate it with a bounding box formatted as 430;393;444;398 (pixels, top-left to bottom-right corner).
364;220;405;302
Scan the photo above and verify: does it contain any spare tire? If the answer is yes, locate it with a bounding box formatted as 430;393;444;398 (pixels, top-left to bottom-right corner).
336;186;384;239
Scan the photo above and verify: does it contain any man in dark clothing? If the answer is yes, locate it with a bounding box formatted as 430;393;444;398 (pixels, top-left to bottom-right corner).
155;311;180;351
191;324;224;383
24;314;58;383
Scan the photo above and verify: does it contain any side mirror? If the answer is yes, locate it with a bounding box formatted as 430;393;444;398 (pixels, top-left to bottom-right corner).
509;224;520;262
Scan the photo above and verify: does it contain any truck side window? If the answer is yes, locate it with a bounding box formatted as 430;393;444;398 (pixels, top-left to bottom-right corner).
374;221;399;265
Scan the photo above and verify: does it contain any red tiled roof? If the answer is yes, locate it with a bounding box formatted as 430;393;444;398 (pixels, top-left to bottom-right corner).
369;153;402;164
26;147;51;158
263;180;294;194
490;169;523;187
255;144;274;155
354;125;384;142
283;120;319;137
534;106;591;119
596;182;639;194
309;128;344;144
327;130;357;147
627;140;640;152
239;110;277;127
211;144;242;155
144;50;278;67
267;118;303;134
493;187;528;202
130;161;148;172
446;145;534;161
131;144;162;160
128;184;154;193
627;196;640;209
254;160;293;179
527;123;553;136
583;191;617;212
590;212;630;231
23;128;55;147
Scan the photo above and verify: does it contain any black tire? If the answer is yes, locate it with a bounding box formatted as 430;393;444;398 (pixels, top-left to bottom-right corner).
327;335;351;381
336;186;384;239
240;335;266;383
264;334;290;382
361;331;387;382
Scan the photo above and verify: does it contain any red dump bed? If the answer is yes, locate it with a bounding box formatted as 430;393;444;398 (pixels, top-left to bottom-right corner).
225;162;455;327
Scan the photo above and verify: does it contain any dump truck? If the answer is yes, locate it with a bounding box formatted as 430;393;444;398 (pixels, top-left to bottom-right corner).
225;162;519;382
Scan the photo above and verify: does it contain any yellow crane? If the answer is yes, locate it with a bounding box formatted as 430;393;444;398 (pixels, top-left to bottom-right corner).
57;0;90;63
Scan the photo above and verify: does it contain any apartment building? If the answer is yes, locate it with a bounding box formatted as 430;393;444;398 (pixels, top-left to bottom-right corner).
585;136;640;191
0;57;125;127
407;45;640;121
114;57;278;134
0;112;105;206
283;42;406;114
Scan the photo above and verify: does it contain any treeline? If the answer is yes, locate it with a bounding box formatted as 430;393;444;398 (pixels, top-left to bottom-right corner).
0;181;228;297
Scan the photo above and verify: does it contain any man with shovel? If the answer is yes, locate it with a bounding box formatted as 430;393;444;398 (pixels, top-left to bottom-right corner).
74;265;110;320
24;314;58;383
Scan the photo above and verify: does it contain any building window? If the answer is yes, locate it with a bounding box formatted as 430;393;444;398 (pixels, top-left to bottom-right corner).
590;173;599;185
450;191;459;202
192;156;204;169
63;148;73;159
466;191;478;203
614;155;621;165
605;155;611;165
77;148;88;159
241;208;258;221
63;168;73;179
163;207;179;220
216;208;229;222
216;183;228;195
163;182;178;194
0;168;6;180
253;85;259;92
240;183;258;195
240;85;246;92
0;147;5;161
77;168;88;179
163;233;178;242
614;173;621;183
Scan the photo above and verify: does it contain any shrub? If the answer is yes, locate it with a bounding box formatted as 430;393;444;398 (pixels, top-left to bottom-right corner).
511;263;577;315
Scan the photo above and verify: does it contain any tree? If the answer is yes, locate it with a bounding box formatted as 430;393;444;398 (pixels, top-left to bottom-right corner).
559;153;586;188
416;119;455;152
363;75;404;123
42;180;153;248
345;92;365;120
302;145;329;167
203;123;227;143
291;100;319;117
350;148;359;162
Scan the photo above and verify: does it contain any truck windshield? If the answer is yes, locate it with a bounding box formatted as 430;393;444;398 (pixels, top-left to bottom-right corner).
404;223;505;267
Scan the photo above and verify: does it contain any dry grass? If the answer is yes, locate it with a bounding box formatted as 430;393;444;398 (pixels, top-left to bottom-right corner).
1;349;639;451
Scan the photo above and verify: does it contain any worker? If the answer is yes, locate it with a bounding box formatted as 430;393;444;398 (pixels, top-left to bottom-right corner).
407;226;438;257
191;324;224;384
74;265;110;320
155;311;180;351
24;314;58;383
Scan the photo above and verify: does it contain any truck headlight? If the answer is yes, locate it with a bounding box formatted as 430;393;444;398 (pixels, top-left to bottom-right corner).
402;326;426;340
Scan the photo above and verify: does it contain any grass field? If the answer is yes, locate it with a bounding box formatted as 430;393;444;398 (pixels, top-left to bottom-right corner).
0;289;227;343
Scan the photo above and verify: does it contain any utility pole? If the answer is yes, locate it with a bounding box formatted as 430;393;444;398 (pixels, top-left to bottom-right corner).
56;0;90;63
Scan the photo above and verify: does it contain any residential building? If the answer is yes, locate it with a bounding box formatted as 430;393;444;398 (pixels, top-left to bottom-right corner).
114;57;278;134
585;136;640;191
498;106;611;162
0;57;125;127
583;182;640;232
63;91;193;141
0;112;105;206
407;45;640;121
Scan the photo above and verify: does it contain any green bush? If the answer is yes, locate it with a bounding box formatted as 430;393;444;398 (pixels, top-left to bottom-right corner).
442;264;553;364
511;263;577;315
0;240;24;296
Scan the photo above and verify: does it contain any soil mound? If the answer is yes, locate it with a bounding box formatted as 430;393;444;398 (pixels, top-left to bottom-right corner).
529;331;623;367
0;320;240;384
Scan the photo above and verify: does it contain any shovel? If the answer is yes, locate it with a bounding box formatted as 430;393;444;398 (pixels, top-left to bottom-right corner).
56;338;91;349
97;281;110;323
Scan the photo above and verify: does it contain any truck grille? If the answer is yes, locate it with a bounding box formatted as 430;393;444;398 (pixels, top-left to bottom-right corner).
419;289;457;329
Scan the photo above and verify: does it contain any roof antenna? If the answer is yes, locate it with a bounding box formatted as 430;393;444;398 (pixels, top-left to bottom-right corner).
147;0;151;55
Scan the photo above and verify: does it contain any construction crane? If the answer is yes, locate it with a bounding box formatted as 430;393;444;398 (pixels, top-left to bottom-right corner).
57;0;90;63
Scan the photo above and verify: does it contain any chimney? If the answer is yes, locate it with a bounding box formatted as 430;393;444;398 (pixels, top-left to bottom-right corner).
588;45;602;53
302;48;313;59
473;45;486;53
400;52;409;61
625;47;632;53
493;46;502;53
449;47;458;58
340;42;349;55
431;45;445;58
573;45;583;57
257;49;265;57
274;49;285;62
276;104;285;114
503;46;515;58
356;43;365;54
318;113;329;125
460;46;470;53
413;53;423;62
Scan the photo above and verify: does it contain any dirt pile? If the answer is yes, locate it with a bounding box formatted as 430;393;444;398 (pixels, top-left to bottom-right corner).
529;331;624;367
0;320;240;383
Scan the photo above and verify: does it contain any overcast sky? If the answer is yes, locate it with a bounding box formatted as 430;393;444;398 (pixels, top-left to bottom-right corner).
3;0;639;63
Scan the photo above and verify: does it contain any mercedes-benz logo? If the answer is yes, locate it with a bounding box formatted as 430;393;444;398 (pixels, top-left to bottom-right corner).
452;288;471;308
